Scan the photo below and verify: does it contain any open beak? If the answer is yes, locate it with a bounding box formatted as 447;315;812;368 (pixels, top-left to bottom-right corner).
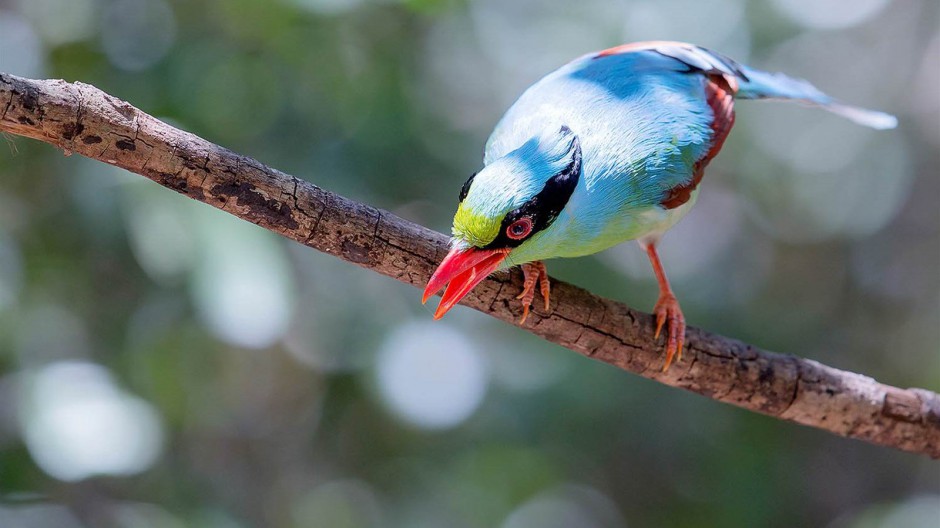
422;246;509;319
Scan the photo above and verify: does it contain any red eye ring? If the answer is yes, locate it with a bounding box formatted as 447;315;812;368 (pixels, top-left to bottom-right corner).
506;217;533;240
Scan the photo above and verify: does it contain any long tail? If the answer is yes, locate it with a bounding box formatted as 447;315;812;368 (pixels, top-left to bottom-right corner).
596;42;898;130
734;65;898;130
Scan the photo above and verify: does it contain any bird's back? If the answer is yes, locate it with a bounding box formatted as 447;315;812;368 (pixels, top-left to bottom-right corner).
484;46;722;258
486;49;716;210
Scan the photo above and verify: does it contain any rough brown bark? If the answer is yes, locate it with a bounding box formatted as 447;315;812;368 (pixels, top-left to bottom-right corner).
2;72;938;458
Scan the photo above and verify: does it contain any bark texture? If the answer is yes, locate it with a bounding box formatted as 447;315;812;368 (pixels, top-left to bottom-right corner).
2;73;938;458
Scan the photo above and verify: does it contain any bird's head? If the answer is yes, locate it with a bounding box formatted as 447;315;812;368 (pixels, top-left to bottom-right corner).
423;126;582;318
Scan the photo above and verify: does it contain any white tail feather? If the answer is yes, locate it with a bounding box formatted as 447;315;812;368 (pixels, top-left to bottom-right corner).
822;102;898;130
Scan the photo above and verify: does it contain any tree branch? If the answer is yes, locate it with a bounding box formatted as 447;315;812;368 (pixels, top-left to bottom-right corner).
2;72;937;458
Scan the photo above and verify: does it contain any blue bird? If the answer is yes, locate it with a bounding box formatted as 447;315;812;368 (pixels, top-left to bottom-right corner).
422;41;896;370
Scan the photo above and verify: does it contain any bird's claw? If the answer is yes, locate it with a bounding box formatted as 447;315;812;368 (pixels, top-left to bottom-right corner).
653;293;685;371
516;261;550;324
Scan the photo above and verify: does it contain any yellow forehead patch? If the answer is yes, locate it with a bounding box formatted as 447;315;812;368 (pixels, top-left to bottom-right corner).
452;203;502;247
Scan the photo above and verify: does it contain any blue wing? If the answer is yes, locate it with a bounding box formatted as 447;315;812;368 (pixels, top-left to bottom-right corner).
485;42;728;212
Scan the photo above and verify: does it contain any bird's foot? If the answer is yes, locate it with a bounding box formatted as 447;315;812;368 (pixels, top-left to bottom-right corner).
653;293;685;371
516;261;550;324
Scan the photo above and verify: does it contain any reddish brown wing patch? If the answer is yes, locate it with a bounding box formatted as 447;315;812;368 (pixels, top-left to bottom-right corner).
660;75;737;210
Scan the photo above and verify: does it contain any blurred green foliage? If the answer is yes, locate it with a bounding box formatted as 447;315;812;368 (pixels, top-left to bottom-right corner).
0;0;938;527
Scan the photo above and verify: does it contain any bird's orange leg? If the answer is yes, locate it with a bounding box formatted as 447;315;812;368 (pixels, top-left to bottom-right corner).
644;244;686;371
516;261;550;324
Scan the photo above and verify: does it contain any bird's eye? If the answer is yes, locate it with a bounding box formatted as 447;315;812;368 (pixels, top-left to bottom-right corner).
506;217;533;240
458;172;477;202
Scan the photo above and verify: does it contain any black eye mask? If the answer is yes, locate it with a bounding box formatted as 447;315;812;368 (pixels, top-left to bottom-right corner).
483;130;582;250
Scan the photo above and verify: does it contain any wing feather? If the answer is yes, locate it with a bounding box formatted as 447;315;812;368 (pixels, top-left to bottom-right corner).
592;41;738;208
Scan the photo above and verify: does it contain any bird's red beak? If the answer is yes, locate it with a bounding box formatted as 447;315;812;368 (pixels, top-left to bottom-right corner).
422;246;509;319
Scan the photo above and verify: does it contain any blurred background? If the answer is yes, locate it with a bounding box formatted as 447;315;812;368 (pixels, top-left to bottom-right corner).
0;0;938;526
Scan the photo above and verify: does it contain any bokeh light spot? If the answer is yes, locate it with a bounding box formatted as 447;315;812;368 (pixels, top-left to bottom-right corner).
20;361;164;482
375;321;488;430
124;183;197;284
191;209;295;350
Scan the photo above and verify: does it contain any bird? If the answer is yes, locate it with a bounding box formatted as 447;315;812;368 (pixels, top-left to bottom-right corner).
421;41;897;371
